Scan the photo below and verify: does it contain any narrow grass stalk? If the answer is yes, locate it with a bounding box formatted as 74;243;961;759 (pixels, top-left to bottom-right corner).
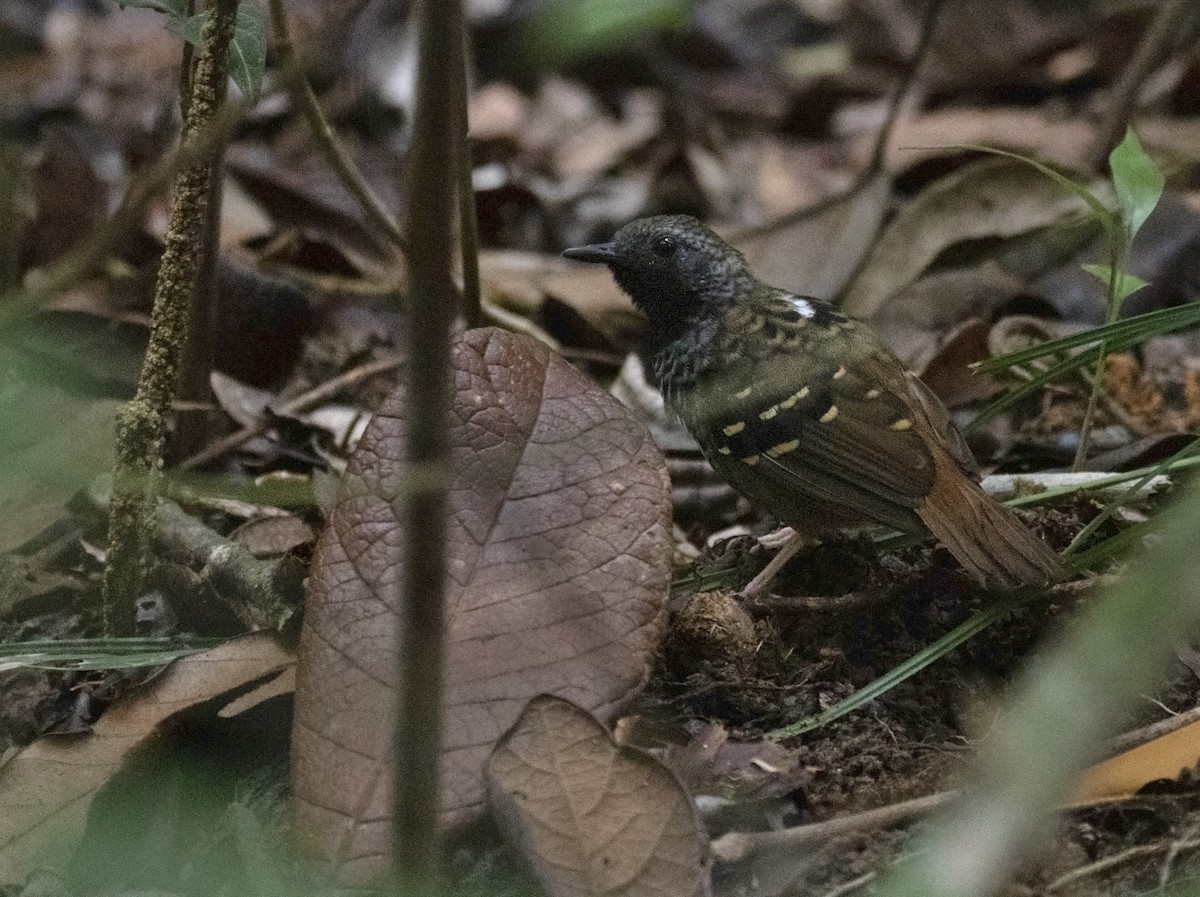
267;0;408;256
392;0;464;889
876;484;1200;897
1071;236;1126;470
767;598;1021;740
453;28;482;327
0;637;225;672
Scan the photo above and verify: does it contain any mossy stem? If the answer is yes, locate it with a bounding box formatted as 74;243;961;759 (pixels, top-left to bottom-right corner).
101;0;239;636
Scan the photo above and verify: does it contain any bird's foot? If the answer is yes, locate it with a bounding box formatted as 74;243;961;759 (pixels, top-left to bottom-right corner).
740;529;818;600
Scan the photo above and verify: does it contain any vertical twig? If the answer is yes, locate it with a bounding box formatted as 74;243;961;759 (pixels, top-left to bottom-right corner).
864;0;945;177
267;0;409;256
393;0;462;889
101;0;239;635
1071;233;1126;470
1084;0;1198;171
452;29;482;327
174;127;228;459
0;146;20;292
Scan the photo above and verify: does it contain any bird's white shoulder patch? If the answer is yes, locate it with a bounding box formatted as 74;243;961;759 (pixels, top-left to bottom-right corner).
785;295;815;318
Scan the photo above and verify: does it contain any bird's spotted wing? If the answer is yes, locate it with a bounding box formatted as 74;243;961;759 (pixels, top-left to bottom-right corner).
680;294;939;534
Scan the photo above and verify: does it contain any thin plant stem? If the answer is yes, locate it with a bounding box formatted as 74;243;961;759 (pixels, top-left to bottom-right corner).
101;0;240;635
392;0;462;888
267;0;408;256
453;29;482;327
1072;234;1126;470
728;0;944;243
1084;0;1198;171
174;122;229;459
1066;436;1200;556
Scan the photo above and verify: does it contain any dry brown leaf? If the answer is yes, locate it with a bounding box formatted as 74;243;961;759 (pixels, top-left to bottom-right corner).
870;263;1029;368
486;695;711;897
480;249;641;343
733;170;891;300
851;108;1094;172
916;319;1006;408
0;635;294;883
291;328;672;883
842;157;1096;319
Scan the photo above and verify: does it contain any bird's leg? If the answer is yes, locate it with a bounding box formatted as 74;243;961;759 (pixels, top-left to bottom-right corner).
741;528;816;599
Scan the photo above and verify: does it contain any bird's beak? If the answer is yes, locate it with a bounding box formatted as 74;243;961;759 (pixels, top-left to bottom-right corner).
562;242;620;265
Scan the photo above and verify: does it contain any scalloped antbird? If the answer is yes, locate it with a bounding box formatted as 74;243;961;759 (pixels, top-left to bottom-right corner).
564;215;1066;593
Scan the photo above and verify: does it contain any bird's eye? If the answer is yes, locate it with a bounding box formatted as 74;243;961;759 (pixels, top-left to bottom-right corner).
652;235;676;257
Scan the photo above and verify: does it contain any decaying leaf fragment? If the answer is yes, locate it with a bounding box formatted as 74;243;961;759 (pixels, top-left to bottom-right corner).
486;695;711;897
291;328;672;883
0;634;294;884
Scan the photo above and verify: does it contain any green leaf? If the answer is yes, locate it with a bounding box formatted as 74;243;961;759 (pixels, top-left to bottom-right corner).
1109;128;1164;240
0;637;226;671
522;0;691;64
179;0;265;100
227;0;265;100
1081;263;1148;302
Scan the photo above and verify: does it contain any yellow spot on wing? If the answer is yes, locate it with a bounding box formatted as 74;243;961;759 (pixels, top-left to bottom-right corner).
760;406;779;420
734;387;753;399
865;389;881;400
767;440;800;457
717;446;732;455
833;366;847;380
890;418;913;431
780;386;809;409
819;405;839;423
723;421;746;436
741;455;760;466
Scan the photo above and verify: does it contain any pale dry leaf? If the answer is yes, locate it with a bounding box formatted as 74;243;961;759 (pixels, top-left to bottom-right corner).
0;634;294;884
733;170;891;300
849;108;1093;172
291;328;672;883
486;695;711;897
480;249;641;344
841;157;1097;319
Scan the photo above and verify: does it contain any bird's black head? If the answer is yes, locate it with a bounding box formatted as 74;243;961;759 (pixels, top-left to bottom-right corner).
563;215;751;334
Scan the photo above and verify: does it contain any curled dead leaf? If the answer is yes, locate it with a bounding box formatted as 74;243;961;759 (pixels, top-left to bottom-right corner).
486;695;711;897
0;634;294;884
841;157;1098;320
291;328;672;883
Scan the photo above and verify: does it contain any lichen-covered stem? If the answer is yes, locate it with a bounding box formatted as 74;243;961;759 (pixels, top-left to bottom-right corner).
101;0;239;636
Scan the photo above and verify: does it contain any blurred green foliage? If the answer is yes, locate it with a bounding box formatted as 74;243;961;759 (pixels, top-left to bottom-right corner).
519;0;693;66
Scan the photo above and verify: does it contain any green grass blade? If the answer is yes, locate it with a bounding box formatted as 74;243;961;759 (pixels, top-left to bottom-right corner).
767;599;1023;740
969;302;1200;430
940;144;1116;238
0;636;227;671
976;301;1200;374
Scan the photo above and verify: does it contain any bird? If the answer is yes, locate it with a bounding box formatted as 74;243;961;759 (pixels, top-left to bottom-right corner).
563;215;1066;594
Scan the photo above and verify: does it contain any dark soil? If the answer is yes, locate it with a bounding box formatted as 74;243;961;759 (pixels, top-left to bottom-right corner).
641;511;1200;897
